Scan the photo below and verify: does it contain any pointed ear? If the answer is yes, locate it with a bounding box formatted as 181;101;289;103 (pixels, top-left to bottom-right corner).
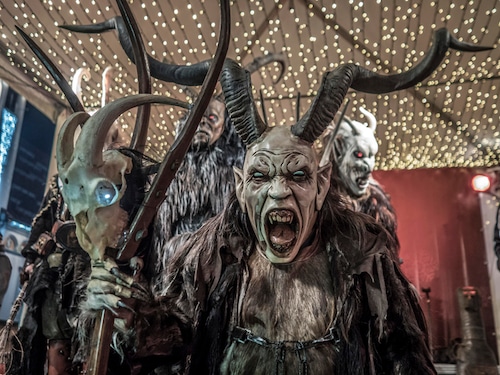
333;135;345;163
316;163;331;210
233;167;246;213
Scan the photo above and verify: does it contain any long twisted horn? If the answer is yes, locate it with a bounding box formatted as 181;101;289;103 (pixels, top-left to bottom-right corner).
61;17;211;86
16;26;86;113
291;28;493;143
219;59;267;145
60;17;287;85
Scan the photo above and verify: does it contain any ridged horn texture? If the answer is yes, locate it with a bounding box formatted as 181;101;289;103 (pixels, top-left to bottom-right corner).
16;26;86;113
292;27;493;143
220;59;268;145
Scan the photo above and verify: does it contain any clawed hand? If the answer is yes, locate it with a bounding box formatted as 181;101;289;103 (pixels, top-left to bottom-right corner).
86;257;151;316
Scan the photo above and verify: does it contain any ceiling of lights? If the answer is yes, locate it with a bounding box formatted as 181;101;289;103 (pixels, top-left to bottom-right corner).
0;0;498;170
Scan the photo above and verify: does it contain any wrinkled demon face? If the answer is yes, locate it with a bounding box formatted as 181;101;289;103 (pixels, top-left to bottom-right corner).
234;126;331;264
336;119;378;197
191;98;226;149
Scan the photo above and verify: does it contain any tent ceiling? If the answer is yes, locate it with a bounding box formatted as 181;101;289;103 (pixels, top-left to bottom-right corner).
0;0;498;170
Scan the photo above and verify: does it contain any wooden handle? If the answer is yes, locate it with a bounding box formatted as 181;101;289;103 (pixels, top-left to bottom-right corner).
86;309;114;375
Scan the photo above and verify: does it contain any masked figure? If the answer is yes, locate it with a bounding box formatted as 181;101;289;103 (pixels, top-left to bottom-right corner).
151;95;245;277
321;107;401;259
60;6;489;374
11;66;140;375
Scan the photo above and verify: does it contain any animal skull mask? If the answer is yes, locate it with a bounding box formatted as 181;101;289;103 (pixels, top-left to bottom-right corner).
56;95;189;262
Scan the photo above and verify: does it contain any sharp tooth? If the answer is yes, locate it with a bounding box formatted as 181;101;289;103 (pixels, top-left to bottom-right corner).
269;216;274;224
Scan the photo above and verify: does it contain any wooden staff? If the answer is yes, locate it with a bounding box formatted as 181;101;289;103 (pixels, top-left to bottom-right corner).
85;0;231;373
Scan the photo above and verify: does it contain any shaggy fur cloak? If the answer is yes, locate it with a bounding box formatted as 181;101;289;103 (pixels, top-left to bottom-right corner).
331;165;401;260
138;190;436;375
151;113;244;278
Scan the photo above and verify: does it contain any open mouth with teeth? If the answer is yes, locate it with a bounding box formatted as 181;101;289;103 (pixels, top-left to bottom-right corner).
356;175;370;190
266;209;298;255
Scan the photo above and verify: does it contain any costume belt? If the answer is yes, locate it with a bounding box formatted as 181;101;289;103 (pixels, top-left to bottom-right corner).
231;326;340;375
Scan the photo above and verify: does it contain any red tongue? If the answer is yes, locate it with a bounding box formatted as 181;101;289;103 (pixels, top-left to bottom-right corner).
270;223;295;245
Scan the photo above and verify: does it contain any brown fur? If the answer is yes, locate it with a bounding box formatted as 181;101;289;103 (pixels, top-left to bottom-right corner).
220;248;337;374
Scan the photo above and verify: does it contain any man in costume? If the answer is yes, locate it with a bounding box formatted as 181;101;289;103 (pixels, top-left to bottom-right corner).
82;46;489;372
12;67;126;375
151;94;245;276
320;107;401;259
43;2;488;372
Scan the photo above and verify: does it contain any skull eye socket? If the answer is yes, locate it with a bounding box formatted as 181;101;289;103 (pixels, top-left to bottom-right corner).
95;180;119;207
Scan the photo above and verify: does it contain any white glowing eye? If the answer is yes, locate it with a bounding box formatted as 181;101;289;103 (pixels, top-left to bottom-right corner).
95;180;119;207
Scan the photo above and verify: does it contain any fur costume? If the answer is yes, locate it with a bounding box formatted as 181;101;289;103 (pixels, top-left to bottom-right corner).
152;109;245;276
332;171;401;257
324;110;401;259
137;191;435;374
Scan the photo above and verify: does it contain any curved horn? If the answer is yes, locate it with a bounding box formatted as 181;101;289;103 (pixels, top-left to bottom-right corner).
61;18;286;86
72;68;91;103
292;28;493;143
115;0;151;152
358;106;376;132
61;17;211;86
259;89;268;126
16;26;86;113
73;94;188;168
244;52;286;83
101;66;113;108
219;59;267;145
57;112;90;171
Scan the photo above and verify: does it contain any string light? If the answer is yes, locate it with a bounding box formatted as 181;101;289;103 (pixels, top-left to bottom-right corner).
0;0;498;167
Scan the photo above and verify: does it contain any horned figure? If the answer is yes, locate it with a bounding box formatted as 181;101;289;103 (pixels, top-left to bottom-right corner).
321;106;378;198
456;287;498;375
16;0;230;373
61;17;287;281
78;7;493;373
320;106;401;259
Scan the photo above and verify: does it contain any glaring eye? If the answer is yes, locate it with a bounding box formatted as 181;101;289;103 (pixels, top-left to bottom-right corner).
354;150;364;158
208;114;218;123
292;170;307;181
253;171;265;178
95;180;119;207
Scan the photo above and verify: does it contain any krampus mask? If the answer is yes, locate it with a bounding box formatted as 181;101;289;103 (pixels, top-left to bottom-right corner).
321;107;378;197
